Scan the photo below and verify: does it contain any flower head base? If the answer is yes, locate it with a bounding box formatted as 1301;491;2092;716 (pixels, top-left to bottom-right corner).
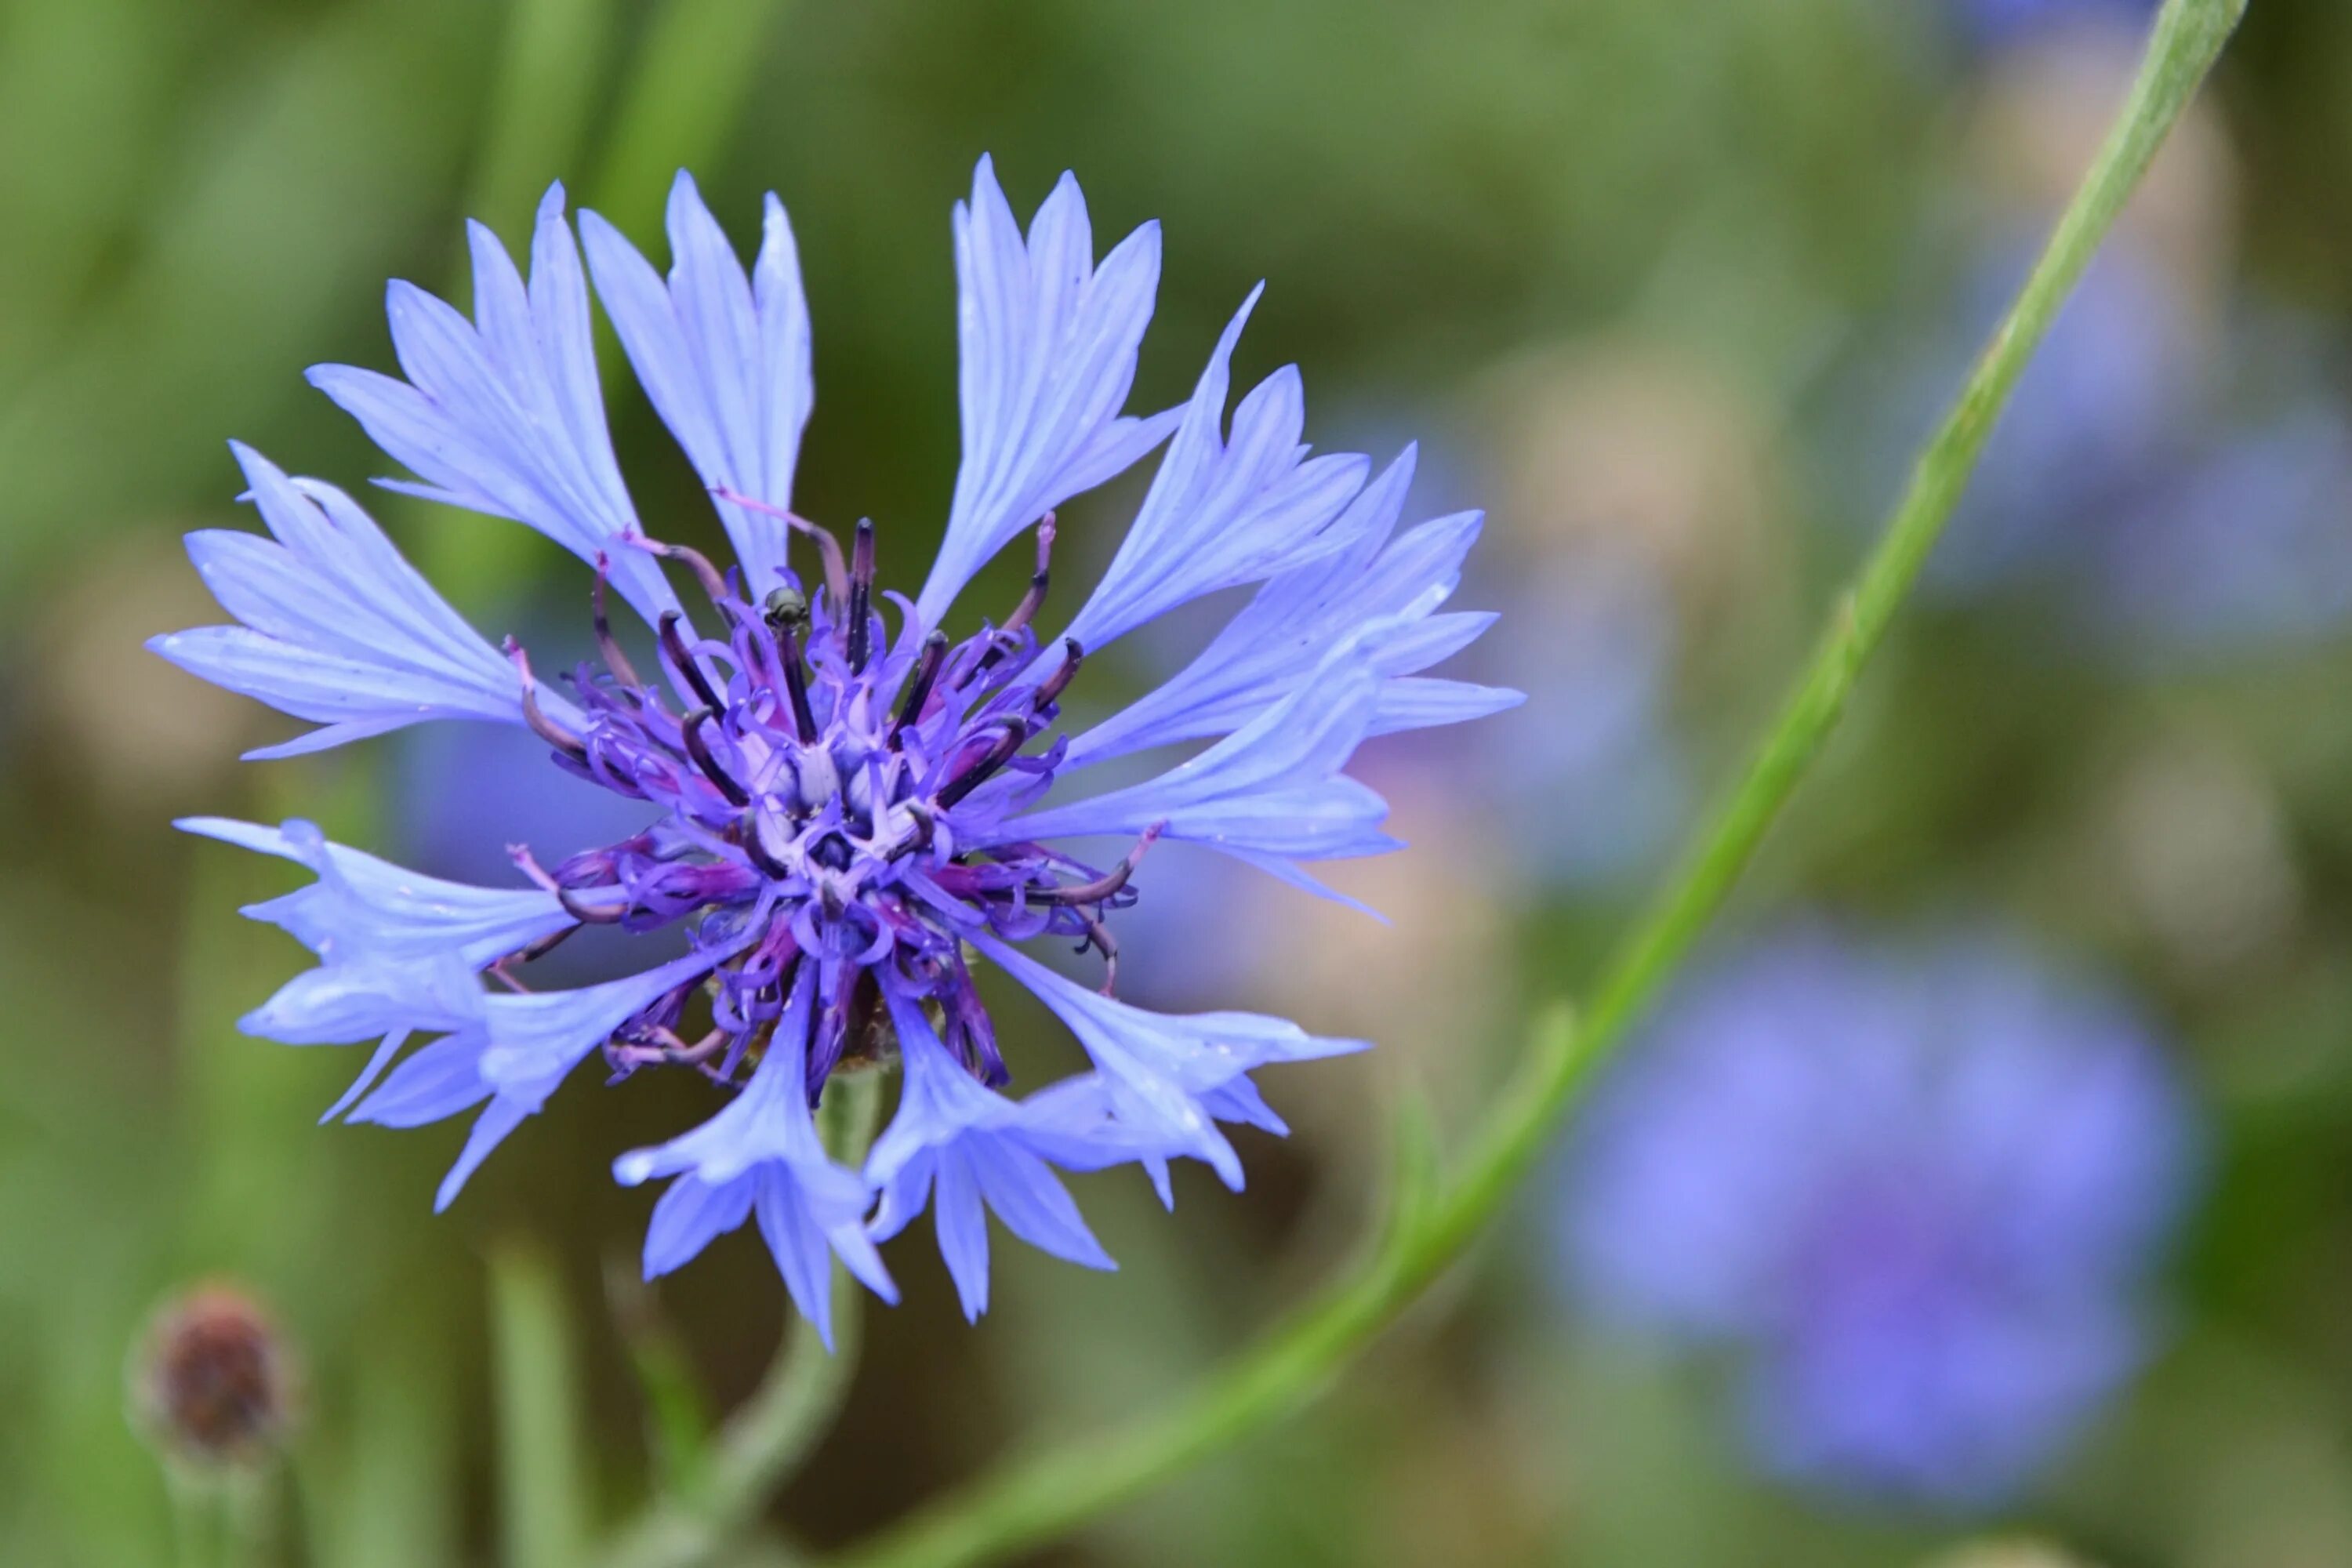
158;160;1519;1334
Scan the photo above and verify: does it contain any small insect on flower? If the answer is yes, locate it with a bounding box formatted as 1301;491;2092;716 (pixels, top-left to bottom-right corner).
130;1283;299;1470
154;160;1520;1337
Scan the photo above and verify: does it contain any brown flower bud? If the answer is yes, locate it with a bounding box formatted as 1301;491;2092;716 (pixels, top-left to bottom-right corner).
129;1283;299;1469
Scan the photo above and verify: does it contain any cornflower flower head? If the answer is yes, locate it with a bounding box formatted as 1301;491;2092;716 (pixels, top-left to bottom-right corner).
153;161;1519;1338
1558;923;2198;1511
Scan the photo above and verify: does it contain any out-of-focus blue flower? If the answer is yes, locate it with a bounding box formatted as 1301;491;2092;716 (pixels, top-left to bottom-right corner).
154;162;1519;1335
1867;234;2352;662
1558;924;2198;1511
2088;401;2352;660
1946;0;2158;53
1926;240;2201;593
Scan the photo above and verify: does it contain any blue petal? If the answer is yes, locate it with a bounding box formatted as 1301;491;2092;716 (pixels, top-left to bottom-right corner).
1058;292;1370;654
1011;1073;1196;1174
644;1173;757;1277
1065;448;1511;766
930;1156;993;1320
181;817;574;1128
998;660;1394;865
347;945;734;1210
350;1032;496;1128
318;1030;410;1125
975;934;1368;1192
476;945;732;1104
864;988;1114;1319
152;445;564;758
612;969;895;1345
960;1141;1116;1274
1370;677;1526;736
238;954;483;1045
913;158;1176;626
307;183;674;622
436;1098;532;1212
580;172;812;592
180;816;573;967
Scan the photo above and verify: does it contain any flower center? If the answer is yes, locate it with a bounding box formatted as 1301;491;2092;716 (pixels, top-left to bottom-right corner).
498;510;1154;1100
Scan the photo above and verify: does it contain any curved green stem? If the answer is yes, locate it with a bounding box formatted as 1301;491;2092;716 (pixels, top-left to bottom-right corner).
819;2;2248;1565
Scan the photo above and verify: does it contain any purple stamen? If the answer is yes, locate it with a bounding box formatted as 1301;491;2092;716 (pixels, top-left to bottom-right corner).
978;514;1055;673
681;707;750;807
888;630;949;748
778;623;818;742
711;487;848;607
590;557;645;690
1032;638;1085;710
848;517;876;673
657;611;725;713
507;641;588;761
633;535;735;608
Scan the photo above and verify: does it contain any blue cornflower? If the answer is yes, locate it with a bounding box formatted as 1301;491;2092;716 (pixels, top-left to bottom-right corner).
153;162;1519;1338
1558;923;2197;1512
1871;235;2352;662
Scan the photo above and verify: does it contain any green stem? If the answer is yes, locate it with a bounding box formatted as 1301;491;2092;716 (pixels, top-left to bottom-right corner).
820;2;2247;1565
597;1070;887;1568
219;1466;276;1568
168;1467;216;1568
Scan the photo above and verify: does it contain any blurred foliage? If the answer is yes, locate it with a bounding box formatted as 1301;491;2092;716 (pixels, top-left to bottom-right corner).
2;0;2350;1565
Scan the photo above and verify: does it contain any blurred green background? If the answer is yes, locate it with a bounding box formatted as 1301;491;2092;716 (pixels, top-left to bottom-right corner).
5;0;2352;1564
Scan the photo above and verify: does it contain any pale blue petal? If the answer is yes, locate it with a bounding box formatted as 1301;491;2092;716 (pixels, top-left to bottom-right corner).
319;1030;409;1125
1058;292;1370;653
180;816;572;967
351;1032;495;1127
914;158;1173;626
346;945;733;1210
996;1073;1184;1174
865;986;1113;1316
1064;450;1504;767
435;1097;532;1211
964;1141;1116;1273
612;970;893;1338
1369;678;1526;736
931;1156;993;1320
867;1148;938;1245
580;172;813;590
1209;845;1392;920
151;445;560;756
181;817;572;1144
1000;664;1389;862
975;935;1370;1190
308;183;675;622
477;945;731;1105
644;1174;757;1278
238;954;481;1045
